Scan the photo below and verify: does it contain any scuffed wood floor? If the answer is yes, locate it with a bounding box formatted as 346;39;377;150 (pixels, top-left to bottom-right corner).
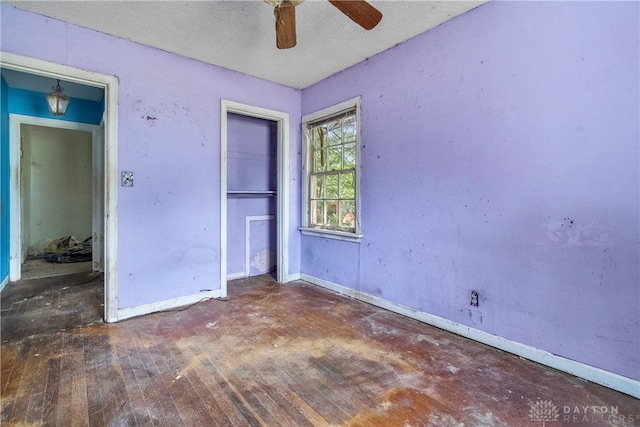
1;273;638;426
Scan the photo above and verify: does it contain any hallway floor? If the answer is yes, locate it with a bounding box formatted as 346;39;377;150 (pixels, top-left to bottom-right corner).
20;258;92;280
1;274;638;426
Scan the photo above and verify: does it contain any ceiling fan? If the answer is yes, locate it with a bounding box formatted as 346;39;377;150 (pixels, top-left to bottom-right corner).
265;0;383;49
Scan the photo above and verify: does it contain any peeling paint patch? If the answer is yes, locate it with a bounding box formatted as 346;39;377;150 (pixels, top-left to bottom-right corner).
251;249;274;274
543;218;609;247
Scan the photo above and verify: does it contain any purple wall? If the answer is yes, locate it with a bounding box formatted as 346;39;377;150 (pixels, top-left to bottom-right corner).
227;113;277;193
301;2;639;380
1;5;301;308
227;197;276;276
3;1;638;382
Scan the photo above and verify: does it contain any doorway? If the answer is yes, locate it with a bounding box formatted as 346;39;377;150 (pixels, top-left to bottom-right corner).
220;100;291;297
226;113;277;280
19;123;97;280
2;52;118;321
10;116;102;280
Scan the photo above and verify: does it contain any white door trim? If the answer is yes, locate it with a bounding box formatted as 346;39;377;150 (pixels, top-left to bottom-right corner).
220;100;290;297
1;52;119;322
92;121;105;273
9;115;98;277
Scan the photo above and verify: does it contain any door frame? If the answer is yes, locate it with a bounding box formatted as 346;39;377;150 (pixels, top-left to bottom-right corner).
10;116;99;273
2;52;119;322
220;100;290;296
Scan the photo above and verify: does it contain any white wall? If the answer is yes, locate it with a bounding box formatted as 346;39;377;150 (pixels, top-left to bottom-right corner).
22;124;92;255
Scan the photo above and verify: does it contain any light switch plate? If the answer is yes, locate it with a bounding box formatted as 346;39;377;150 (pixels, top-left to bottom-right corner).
121;171;134;187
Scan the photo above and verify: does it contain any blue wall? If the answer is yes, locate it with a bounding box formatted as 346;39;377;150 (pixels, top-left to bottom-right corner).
0;78;104;289
0;76;9;288
8;87;103;125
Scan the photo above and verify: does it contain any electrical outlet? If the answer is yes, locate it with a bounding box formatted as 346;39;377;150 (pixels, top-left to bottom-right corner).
470;290;479;307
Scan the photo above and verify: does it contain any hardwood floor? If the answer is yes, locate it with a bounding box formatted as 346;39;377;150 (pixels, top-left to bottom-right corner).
20;258;92;280
1;273;638;426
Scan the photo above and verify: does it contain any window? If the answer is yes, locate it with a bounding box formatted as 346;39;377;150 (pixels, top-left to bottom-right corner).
301;97;362;241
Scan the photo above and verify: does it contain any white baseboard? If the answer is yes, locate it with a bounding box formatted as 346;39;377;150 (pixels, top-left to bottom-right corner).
226;271;246;281
228;271;296;283
0;275;8;293
286;272;301;282
299;273;640;399
115;289;222;322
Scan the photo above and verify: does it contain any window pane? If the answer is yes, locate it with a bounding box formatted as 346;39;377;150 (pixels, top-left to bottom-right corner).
328;146;342;171
327;201;339;226
314;149;325;172
305;105;358;233
311;200;324;225
343;116;356;142
310;174;324;199
326;174;339;199
314;128;325;149
327;120;341;146
340;172;355;199
340;200;356;228
344;143;356;169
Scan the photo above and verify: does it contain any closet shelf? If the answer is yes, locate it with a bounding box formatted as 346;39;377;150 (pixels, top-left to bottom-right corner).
227;190;276;198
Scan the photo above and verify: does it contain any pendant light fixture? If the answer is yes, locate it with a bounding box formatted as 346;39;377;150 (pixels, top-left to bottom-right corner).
45;79;70;116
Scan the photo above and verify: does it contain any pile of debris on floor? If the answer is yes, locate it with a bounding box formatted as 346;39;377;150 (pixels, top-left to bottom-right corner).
39;236;92;263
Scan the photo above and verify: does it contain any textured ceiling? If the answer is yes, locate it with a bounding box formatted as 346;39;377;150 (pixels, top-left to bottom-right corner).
4;0;486;89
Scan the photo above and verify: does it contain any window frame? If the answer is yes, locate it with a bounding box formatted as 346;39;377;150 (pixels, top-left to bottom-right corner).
300;96;363;242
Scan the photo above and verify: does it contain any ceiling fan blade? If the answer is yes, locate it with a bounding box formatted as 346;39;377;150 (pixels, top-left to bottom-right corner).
275;0;297;49
328;0;382;30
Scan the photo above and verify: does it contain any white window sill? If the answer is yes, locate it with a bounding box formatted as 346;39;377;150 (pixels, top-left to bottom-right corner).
299;227;363;243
